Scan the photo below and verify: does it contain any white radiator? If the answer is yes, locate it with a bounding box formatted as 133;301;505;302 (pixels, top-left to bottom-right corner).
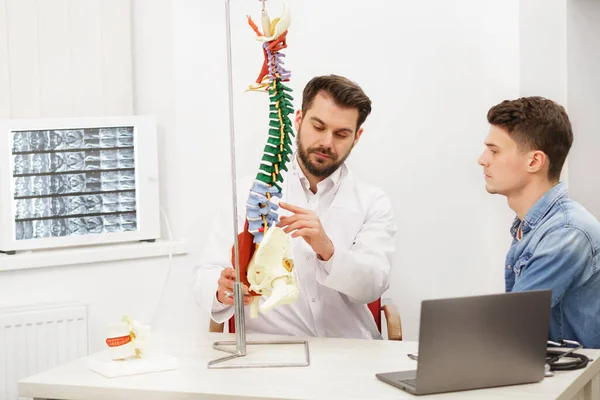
0;302;89;400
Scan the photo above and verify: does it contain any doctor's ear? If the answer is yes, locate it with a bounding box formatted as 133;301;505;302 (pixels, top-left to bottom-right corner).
354;127;364;145
295;110;303;131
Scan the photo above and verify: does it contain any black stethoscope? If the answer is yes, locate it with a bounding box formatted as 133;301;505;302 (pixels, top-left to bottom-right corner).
545;339;591;377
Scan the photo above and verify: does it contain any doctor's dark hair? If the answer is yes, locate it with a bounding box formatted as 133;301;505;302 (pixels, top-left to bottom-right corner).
301;75;372;131
487;96;573;182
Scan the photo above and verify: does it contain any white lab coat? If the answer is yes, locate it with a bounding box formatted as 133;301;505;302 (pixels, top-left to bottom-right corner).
193;156;397;339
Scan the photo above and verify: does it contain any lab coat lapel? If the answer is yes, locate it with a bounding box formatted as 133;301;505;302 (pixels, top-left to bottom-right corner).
321;165;363;249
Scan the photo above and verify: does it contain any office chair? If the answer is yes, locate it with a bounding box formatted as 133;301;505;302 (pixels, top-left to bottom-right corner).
208;297;403;340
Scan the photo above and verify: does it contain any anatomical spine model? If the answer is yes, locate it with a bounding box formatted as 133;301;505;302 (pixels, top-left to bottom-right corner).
231;0;298;319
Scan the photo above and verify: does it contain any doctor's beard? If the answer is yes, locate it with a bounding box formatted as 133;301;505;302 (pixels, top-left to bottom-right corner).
296;127;353;178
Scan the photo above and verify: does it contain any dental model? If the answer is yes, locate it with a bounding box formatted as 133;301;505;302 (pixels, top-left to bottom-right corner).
229;0;298;318
105;315;151;361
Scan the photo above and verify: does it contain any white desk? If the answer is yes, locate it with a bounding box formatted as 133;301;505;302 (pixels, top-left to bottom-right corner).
19;333;600;400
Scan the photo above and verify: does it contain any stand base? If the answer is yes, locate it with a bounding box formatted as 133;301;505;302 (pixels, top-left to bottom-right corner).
207;339;310;369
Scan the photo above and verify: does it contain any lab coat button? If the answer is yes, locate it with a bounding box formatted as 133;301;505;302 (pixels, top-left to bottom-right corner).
312;298;316;303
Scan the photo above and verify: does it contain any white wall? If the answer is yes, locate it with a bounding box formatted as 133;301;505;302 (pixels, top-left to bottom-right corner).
0;0;204;353
0;0;546;350
519;0;572;183
174;0;519;340
0;0;134;119
566;0;600;219
518;0;600;213
169;0;600;339
519;0;567;104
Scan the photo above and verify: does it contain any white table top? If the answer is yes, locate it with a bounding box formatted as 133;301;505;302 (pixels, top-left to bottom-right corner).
19;332;600;400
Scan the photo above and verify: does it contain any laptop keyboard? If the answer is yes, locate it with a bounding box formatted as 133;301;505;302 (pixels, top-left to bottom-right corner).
400;378;417;387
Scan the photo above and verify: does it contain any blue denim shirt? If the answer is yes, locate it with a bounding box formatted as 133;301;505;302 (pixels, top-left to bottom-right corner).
505;182;600;348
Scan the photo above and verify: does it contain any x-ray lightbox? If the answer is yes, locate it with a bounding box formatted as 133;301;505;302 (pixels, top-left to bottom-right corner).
0;115;160;254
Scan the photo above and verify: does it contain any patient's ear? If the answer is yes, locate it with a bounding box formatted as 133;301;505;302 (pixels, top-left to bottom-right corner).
527;150;547;174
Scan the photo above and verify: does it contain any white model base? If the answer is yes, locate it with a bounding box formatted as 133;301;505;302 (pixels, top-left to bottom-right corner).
88;351;179;378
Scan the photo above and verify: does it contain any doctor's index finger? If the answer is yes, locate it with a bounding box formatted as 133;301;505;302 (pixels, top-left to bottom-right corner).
278;201;309;214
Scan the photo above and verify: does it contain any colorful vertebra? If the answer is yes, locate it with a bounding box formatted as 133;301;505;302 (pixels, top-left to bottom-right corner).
246;0;294;244
227;1;299;322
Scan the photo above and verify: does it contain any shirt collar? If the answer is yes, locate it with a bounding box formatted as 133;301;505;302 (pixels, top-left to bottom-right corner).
510;182;568;238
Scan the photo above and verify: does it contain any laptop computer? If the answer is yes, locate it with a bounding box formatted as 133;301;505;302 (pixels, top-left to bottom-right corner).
376;290;551;395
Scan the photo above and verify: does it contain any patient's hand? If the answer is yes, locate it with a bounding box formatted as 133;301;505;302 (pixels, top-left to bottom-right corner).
216;267;252;305
277;202;335;261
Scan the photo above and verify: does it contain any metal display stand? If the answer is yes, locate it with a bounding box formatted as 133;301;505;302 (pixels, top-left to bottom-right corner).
207;0;310;369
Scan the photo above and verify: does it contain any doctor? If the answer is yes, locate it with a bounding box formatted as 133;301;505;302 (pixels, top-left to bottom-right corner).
194;74;397;339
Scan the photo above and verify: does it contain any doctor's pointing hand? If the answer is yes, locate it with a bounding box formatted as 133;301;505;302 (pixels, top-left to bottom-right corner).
277;201;335;262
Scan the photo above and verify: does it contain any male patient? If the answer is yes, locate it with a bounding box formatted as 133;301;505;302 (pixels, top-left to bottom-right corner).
194;75;396;339
478;96;600;348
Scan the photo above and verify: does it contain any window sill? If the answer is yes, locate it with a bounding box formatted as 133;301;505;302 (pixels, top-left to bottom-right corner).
0;239;189;272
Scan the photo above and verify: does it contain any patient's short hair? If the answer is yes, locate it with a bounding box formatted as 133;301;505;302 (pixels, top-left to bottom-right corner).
487;96;573;181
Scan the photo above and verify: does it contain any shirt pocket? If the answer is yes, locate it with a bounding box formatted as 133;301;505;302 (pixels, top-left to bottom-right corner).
513;253;532;277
